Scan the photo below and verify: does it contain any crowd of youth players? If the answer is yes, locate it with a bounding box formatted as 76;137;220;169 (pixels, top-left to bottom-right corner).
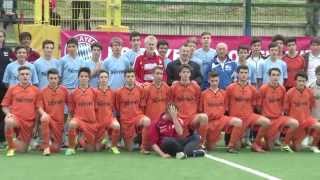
1;30;320;159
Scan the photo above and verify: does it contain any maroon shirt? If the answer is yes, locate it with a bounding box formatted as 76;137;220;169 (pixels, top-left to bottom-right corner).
9;49;40;63
149;113;183;146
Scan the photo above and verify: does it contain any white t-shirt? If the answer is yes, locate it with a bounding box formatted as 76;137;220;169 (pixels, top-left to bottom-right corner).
307;53;320;84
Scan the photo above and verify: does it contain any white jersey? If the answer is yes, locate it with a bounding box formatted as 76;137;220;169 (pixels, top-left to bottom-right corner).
310;81;320;120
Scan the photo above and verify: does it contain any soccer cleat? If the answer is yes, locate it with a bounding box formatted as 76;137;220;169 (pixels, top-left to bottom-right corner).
110;146;120;154
227;147;239;154
43;147;51;156
280;145;294;153
176;152;186;159
310;146;320;153
192;149;205;157
251;143;266;153
65;148;76;156
6;149;15;157
140;149;151;155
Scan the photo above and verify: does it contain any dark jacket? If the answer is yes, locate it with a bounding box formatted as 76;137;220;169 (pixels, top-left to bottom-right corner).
166;59;202;86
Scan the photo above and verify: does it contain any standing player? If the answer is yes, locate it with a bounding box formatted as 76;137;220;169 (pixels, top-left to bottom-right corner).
3;46;38;86
310;66;320;121
258;68;299;152
236;45;257;85
134;35;165;83
84;42;103;88
95;70;120;154
170;64;208;147
65;67;97;155
115;68;151;153
38;68;68;155
34;40;60;89
103;37;130;90
157;40;172;69
200;71;242;153
285;71;320;152
226;65;270;152
10;32;40;63
1;66;39;156
123;31;144;67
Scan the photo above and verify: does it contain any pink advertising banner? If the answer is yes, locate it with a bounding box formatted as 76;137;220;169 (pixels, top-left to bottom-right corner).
60;31;312;61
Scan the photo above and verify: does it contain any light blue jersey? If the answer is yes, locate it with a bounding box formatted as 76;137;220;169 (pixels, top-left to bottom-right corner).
2;61;39;86
164;57;172;69
84;60;100;88
236;61;257;84
123;49;144;67
257;57;288;85
103;55;130;90
60;54;86;89
194;48;217;77
34;57;60;89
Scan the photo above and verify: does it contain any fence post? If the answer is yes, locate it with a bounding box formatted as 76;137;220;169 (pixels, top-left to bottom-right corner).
34;0;42;24
43;0;50;24
243;0;252;36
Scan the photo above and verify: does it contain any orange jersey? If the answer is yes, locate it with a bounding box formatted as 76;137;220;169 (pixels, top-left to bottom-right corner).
68;87;96;123
200;89;227;120
226;83;258;118
144;82;170;122
259;84;286;118
115;86;144;122
95;88;114;123
1;84;39;121
170;82;200;120
285;87;315;123
37;86;68;122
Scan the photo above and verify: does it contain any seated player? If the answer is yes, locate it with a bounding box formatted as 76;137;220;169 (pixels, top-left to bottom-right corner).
65;67;97;155
115;68;151;154
95;70;120;154
200;71;242;153
170;64;208;147
150;103;205;159
1;66;40;156
226;65;271;152
285;71;320;153
258;68;299;152
38;68;68;155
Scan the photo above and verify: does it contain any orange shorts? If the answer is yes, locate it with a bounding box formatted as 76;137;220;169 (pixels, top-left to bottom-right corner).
120;114;145;140
299;117;317;129
14;118;35;145
239;113;262;129
74;118;97;145
96;117;114;144
207;116;233;143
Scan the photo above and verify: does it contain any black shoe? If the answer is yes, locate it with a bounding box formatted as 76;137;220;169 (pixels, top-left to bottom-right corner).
192;149;205;157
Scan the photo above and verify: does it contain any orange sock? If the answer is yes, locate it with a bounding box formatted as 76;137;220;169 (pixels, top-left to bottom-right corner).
5;127;15;149
111;129;120;147
141;127;149;150
254;127;268;146
68;129;77;149
198;124;208;145
41;121;50;149
228;126;242;148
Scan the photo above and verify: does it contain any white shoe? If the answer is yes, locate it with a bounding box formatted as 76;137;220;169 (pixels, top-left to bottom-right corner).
176;152;186;159
310;146;320;153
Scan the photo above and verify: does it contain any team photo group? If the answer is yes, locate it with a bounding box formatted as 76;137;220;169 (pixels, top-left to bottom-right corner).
1;30;320;159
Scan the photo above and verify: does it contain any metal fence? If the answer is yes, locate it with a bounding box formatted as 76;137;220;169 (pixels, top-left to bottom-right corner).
10;0;320;36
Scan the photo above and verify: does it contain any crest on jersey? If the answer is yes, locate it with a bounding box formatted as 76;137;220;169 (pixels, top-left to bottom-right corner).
64;34;99;61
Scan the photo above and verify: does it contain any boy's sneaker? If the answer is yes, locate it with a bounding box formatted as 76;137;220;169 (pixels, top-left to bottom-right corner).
192;149;205;157
280;145;294;153
310;146;320;153
110;146;120;154
176;152;186;159
43;147;51;156
6;149;15;157
65;148;76;156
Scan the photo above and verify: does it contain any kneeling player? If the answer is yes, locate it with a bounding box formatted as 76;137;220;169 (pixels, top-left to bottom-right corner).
258;68;299;152
2;66;40;156
150;104;205;159
286;71;320;153
170;64;208;147
115;69;151;153
200;71;242;153
38;68;68;155
95;70;120;154
65;67;98;155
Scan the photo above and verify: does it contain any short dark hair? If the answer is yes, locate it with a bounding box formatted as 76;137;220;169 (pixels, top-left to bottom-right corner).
310;37;320;46
15;45;27;53
285;37;296;45
268;67;281;76
78;67;91;77
124;68;135;75
237;44;250;52
19;32;32;42
268;42;279;49
209;71;219;79
130;31;140;40
47;68;59;77
237;65;249;73
42;40;54;49
201;32;211;37
295;71;308;81
18;65;31;72
178;64;192;73
98;69;109;76
157;40;169;49
152;65;164;73
91;42;102;50
67;38;78;46
316;65;320;75
250;37;261;45
272;34;285;43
